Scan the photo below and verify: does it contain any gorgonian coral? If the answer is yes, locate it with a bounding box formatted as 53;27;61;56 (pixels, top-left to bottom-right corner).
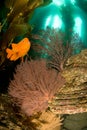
31;27;83;72
8;60;65;116
32;110;62;130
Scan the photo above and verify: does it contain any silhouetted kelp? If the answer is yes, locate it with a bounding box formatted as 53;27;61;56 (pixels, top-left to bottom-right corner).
0;0;52;68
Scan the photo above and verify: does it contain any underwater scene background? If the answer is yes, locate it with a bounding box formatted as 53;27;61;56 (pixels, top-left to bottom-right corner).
0;0;87;130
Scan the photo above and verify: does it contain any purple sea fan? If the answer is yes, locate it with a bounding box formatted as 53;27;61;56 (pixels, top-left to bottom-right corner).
31;27;73;72
8;60;65;116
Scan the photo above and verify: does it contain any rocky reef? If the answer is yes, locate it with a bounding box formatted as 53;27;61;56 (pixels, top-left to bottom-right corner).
0;94;62;130
49;49;87;114
0;49;87;130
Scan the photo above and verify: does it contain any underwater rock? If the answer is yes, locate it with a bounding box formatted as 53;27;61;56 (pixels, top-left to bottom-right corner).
66;49;87;67
62;113;87;130
49;49;87;114
0;94;62;130
0;94;38;130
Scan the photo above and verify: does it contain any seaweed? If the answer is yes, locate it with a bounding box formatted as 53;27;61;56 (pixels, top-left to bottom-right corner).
0;0;52;68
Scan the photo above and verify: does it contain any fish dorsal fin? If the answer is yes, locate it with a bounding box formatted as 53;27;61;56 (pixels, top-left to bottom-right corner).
18;38;27;46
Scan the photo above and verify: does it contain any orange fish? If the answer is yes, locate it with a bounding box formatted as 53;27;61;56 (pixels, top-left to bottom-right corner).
6;38;31;61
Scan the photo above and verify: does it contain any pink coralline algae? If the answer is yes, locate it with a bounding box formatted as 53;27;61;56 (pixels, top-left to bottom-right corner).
8;60;65;116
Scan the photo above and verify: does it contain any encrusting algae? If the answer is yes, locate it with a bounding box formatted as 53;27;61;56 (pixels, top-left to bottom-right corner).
6;37;31;61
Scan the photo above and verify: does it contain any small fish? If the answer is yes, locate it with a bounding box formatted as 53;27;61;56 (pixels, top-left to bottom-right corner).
6;38;31;61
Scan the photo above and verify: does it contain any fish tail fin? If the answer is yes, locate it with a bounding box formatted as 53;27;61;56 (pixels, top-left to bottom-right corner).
6;48;13;59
